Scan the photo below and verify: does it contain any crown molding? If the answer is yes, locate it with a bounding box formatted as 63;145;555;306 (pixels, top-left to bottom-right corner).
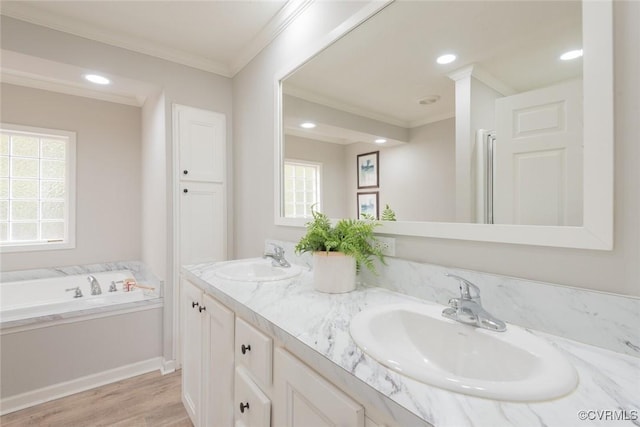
0;2;233;76
1;1;312;78
447;64;516;96
230;0;314;76
284;84;410;128
408;112;456;129
284;84;454;130
1;70;144;107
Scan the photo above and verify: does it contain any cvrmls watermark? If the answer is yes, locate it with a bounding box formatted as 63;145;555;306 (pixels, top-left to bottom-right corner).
578;410;638;421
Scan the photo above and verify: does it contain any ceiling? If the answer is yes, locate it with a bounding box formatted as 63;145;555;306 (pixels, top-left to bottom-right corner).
284;0;582;130
0;0;582;134
0;0;309;77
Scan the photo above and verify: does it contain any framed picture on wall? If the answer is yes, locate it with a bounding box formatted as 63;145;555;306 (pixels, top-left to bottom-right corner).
357;151;379;188
357;192;379;219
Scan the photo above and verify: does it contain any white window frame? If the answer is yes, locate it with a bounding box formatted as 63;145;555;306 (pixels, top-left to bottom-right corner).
283;159;322;219
0;123;76;253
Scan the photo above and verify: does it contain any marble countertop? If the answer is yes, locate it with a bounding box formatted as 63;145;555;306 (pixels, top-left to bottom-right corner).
183;259;640;427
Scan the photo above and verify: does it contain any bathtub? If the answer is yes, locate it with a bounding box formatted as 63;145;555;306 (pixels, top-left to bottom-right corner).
0;270;157;324
0;264;164;415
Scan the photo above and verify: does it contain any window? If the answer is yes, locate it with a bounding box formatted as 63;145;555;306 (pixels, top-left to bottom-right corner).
0;124;76;252
283;160;321;218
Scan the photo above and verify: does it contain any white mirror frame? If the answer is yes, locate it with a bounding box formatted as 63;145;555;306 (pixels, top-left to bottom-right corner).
274;0;613;250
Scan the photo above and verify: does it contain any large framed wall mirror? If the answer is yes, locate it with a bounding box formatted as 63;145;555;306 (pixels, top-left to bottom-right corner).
275;0;613;249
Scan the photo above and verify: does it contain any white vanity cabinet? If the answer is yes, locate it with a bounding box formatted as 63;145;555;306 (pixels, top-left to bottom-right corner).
181;280;399;427
181;279;234;427
273;347;365;427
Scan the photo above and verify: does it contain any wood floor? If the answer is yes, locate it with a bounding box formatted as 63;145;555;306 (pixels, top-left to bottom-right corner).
0;370;192;427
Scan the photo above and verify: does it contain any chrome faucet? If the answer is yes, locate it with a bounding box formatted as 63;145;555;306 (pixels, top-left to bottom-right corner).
442;273;506;332
263;244;291;268
87;275;102;295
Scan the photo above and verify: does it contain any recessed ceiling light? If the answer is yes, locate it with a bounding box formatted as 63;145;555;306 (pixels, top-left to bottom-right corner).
84;74;110;85
300;122;316;129
436;54;457;65
375;138;387;144
560;49;583;61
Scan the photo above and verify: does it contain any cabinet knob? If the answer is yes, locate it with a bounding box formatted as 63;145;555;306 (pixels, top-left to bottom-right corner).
192;301;199;308
239;402;250;413
183;170;188;175
199;305;206;312
183;188;189;193
241;344;251;355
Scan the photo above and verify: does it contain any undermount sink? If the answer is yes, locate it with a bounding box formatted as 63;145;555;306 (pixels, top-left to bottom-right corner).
349;303;578;402
214;259;303;282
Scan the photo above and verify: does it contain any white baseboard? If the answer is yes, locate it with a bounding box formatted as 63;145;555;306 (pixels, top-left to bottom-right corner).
161;358;176;375
0;357;163;416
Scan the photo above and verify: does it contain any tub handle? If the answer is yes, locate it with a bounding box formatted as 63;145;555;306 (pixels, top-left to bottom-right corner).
65;287;83;298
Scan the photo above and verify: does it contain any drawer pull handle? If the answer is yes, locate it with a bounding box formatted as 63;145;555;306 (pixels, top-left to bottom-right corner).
241;344;251;354
183;170;188;175
183;189;189;193
239;402;250;413
191;301;199;308
199;305;206;312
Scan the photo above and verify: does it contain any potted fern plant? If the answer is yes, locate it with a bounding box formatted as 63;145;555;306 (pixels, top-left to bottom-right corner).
295;209;385;293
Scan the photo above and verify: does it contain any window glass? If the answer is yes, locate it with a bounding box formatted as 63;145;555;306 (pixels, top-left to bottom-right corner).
0;125;75;251
283;160;321;218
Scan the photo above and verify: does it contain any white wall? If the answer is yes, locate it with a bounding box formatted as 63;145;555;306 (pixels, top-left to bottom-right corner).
0;15;233;281
233;0;368;257
141;91;166;289
0;83;141;270
286;118;455;222
1;16;234;363
233;1;640;297
284;135;348;218
344;118;456;222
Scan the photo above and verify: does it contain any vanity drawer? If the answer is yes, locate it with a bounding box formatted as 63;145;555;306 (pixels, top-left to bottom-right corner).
235;367;271;427
235;317;273;386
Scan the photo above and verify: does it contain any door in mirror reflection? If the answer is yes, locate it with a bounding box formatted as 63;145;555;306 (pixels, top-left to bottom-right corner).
493;80;583;226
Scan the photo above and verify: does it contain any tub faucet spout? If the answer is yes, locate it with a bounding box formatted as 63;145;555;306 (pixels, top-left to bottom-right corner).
87;275;102;295
65;286;83;298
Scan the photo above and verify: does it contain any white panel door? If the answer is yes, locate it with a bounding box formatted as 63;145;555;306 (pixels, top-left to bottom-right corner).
494;80;583;226
181;280;203;426
180;182;225;264
274;348;364;427
177;105;225;183
203;294;235;427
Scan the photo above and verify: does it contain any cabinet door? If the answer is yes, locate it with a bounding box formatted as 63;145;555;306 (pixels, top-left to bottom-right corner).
203;294;235;427
176;105;226;184
274;348;364;427
181;280;203;426
180;182;225;264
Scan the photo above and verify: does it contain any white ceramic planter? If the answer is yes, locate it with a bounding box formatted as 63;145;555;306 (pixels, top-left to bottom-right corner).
312;252;356;293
